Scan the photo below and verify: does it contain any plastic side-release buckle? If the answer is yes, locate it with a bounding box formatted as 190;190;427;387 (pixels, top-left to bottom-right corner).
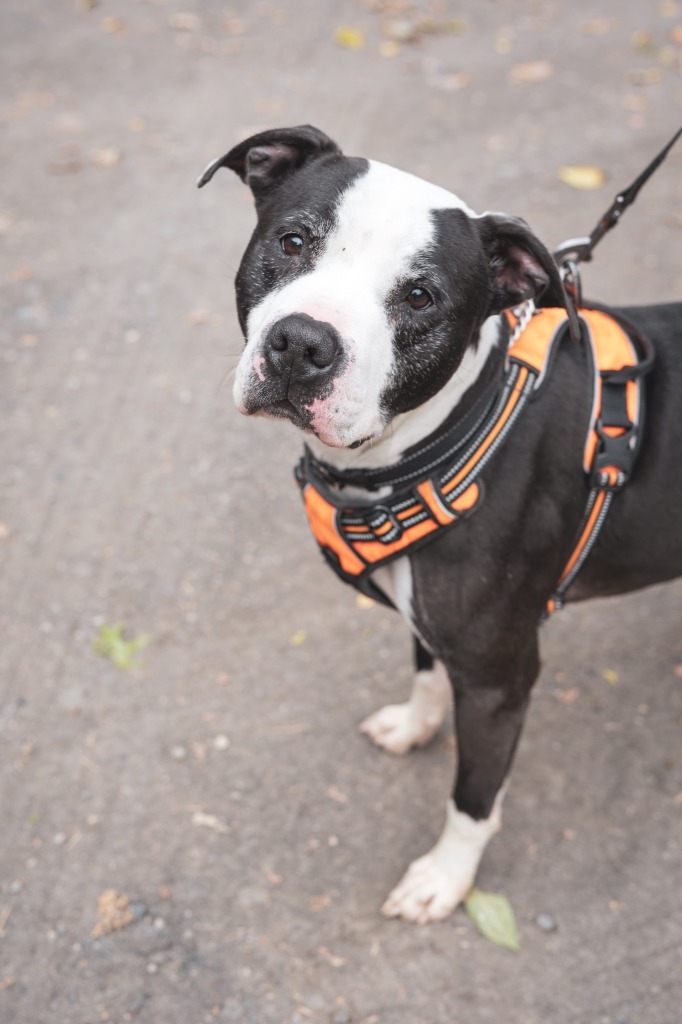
592;422;636;488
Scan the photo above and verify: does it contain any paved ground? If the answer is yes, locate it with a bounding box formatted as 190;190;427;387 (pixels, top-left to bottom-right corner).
2;1;682;1022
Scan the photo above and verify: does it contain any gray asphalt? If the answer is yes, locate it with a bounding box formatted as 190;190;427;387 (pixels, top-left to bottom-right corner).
1;2;681;1022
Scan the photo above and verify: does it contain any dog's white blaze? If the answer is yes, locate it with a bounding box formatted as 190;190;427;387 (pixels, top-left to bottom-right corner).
381;791;505;923
234;161;474;446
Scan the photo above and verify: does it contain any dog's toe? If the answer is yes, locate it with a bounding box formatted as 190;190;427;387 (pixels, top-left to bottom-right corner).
381;851;469;923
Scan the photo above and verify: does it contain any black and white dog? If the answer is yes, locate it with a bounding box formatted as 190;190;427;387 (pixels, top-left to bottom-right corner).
199;126;682;923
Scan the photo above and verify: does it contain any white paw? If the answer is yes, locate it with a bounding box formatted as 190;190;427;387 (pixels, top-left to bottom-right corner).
380;797;504;924
381;849;473;923
359;702;440;755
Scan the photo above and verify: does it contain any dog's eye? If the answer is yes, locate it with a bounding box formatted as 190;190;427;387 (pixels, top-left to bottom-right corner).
280;233;304;256
406;287;433;310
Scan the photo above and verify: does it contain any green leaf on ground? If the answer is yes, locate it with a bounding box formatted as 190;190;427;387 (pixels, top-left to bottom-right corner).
464;888;520;951
94;623;149;669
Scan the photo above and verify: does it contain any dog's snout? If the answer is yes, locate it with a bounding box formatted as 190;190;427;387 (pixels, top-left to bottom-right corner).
265;314;341;377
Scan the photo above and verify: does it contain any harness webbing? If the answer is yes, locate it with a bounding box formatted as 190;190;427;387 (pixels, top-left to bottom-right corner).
295;306;652;616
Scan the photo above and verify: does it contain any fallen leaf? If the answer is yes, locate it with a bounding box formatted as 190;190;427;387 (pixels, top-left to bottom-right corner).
581;18;613;35
602;668;619;685
508;60;554;84
101;16;125;34
169;12;200;32
327;785;348;805
92;889;135;939
558;164;606;190
627;66;663;85
355;593;375;609
379;40;401;57
631;29;654;51
191;811;229;834
93;624;149;669
224;17;247;35
334;26;365;50
290;629;306;646
464;888;520;951
90;146;121;168
318;945;347;966
555;686;580;705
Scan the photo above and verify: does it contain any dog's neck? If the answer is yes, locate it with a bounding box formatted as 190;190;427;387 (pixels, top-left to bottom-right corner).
306;314;505;473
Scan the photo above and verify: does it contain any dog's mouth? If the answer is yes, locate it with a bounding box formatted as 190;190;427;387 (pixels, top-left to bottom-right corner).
249;398;371;450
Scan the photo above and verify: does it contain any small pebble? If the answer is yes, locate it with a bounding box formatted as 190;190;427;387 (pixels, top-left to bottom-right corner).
170;745;188;762
213;734;230;751
535;912;557;932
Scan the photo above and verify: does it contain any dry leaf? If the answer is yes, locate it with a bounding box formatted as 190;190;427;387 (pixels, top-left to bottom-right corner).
627;67;663;85
631;29;654;51
558;164;606;190
602;668;619;685
318;945;347;967
191;811;229;834
169;12;200;31
90;146;121;168
290;629;306;646
581;18;613;35
379;40;401;57
92;889;135;939
334;26;365;50
327;785;348;805
101;16;125;33
508;60;554;84
555;686;580;705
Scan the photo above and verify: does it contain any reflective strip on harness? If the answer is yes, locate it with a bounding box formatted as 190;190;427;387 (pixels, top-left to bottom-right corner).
297;306;648;613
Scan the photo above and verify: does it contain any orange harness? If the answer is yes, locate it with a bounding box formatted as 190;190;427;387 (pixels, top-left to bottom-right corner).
295;306;651;615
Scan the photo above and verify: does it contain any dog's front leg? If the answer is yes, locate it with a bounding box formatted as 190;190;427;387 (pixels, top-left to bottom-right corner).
382;639;537;923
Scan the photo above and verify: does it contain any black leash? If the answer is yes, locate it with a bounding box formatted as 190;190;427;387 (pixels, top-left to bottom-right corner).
554;123;682;314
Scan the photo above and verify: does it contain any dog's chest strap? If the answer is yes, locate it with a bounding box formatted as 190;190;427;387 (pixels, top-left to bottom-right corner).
295;306;652;616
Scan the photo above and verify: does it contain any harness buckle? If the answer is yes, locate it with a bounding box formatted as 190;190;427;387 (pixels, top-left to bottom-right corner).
592;424;636;488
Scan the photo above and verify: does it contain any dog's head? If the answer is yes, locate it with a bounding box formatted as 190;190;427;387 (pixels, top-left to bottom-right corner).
200;125;564;449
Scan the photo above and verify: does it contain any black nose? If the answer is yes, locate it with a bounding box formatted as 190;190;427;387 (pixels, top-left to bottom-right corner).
264;314;341;381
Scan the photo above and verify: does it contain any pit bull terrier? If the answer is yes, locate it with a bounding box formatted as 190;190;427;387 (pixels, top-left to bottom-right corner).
198;125;682;923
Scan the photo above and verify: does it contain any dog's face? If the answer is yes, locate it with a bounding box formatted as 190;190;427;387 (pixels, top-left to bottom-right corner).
200;126;563;449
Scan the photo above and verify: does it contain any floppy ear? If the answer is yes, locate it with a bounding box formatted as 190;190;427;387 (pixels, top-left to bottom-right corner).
475;212;567;314
197;124;341;206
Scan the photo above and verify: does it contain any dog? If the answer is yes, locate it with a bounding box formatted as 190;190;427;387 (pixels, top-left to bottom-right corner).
198;125;682;923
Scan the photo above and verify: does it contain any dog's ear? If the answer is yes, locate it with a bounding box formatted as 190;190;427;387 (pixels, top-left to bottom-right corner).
197;125;341;205
475;213;566;314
